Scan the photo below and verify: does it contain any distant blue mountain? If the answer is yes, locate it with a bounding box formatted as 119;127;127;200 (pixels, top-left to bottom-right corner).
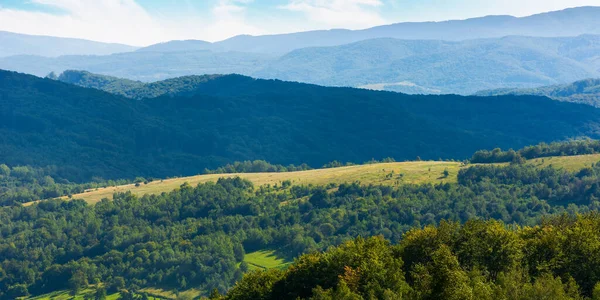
216;6;600;54
0;50;275;82
3;35;600;94
2;6;599;58
2;6;600;93
136;40;218;53
0;31;138;57
254;35;600;94
135;6;600;55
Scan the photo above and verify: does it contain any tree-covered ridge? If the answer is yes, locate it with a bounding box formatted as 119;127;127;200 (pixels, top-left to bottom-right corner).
222;213;600;300
475;78;600;107
471;139;600;163
5;161;600;298
203;160;312;174
3;69;600;182
54;70;226;100
55;70;145;97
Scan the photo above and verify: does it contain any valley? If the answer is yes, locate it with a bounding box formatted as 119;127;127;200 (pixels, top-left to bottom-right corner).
3;3;600;299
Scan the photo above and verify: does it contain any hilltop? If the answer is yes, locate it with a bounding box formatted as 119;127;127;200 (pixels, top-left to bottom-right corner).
34;160;461;205
28;153;600;205
55;70;225;99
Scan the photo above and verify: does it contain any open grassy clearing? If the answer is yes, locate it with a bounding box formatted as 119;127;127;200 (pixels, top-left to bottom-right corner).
525;154;600;172
24;154;600;206
25;289;121;300
244;250;291;271
26;287;188;300
138;288;202;299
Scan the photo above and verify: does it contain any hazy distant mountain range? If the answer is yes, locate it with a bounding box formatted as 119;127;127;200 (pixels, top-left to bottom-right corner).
3;34;599;94
256;35;600;94
136;6;600;55
0;50;274;82
1;6;600;94
0;31;138;57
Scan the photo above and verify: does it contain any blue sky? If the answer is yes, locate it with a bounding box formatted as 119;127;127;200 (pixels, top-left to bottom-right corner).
0;0;598;46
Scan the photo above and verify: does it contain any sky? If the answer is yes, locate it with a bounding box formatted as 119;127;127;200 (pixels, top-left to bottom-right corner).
0;0;599;46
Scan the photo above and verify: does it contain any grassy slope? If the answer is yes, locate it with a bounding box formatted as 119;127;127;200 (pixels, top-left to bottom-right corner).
28;161;460;205
525;154;600;172
24;154;600;206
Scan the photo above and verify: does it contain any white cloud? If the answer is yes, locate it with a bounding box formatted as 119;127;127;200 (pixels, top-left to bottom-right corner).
199;0;265;40
279;0;388;29
0;0;264;46
0;0;172;46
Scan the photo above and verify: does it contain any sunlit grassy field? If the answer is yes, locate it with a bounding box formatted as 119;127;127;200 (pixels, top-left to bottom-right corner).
27;287;184;300
26;289;120;300
24;154;600;206
525;154;600;172
27;161;461;205
244;250;291;271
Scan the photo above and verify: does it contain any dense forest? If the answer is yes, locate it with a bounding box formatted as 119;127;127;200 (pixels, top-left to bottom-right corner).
221;214;600;299
4;155;600;298
3;69;600;182
202;160;312;175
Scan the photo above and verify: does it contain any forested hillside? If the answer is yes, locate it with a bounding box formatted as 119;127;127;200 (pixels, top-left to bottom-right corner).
4;154;600;298
55;70;225;99
222;214;600;299
3;70;600;181
476;78;600;107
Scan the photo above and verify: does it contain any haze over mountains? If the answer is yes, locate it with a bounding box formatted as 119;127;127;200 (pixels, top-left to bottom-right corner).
0;31;138;57
3;34;599;94
1;6;600;94
136;6;600;55
255;35;600;94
